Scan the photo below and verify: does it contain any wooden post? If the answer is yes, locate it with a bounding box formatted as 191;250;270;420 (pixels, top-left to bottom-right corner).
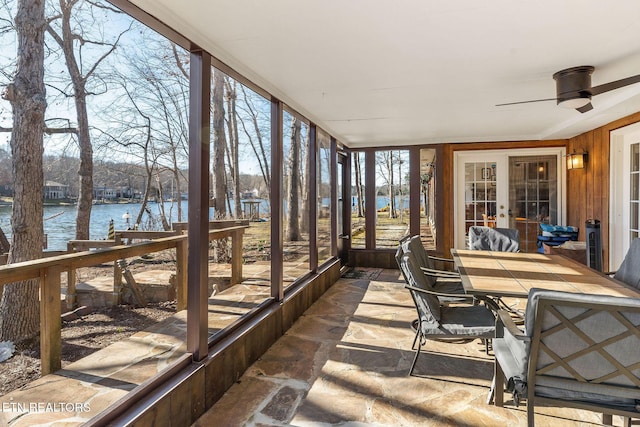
66;242;76;310
113;234;123;305
231;229;244;285
176;238;188;311
187;48;211;362
40;265;61;375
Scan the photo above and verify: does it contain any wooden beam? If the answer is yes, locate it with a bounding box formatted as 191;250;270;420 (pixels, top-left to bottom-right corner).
409;146;421;237
176;238;188;311
187;48;211;362
308;124;318;271
271;97;284;301
365;150;376;249
230;229;244;285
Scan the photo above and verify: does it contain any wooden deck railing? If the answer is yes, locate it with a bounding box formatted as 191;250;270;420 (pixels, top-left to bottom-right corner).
0;222;248;375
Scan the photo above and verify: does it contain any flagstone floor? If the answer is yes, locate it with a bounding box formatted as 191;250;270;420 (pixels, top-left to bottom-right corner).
194;270;617;427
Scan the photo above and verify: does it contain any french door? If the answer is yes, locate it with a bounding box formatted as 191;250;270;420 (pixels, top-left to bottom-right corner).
610;122;640;270
454;148;566;252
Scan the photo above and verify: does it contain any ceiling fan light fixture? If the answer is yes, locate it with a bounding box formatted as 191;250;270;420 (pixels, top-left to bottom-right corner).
557;96;591;109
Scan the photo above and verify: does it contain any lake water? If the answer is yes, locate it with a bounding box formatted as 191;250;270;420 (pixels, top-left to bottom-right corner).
0;196;406;251
0;202;196;251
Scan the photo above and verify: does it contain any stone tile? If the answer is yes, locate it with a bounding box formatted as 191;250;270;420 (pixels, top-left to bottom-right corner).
0;374;128;426
199;272;606;427
193;376;276;427
247;334;321;382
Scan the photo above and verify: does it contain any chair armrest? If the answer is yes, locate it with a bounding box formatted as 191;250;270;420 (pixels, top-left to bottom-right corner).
495;309;529;341
405;284;475;303
428;255;455;264
420;266;460;278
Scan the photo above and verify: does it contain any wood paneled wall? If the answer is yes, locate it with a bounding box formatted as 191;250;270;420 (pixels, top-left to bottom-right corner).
567;111;640;267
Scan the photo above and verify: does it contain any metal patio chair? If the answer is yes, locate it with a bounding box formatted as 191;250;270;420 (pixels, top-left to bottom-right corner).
611;238;640;289
492;288;640;426
400;253;495;376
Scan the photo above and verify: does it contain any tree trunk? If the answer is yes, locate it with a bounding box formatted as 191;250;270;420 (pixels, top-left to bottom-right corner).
287;118;302;241
212;69;230;261
53;0;93;239
0;0;46;342
212;69;227;219
74;90;93;239
155;171;171;230
354;153;364;217
173;167;183;222
388;153;396;218
224;78;242;219
300;131;309;234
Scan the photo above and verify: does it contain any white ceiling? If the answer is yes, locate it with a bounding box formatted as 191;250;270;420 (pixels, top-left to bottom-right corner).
130;0;640;149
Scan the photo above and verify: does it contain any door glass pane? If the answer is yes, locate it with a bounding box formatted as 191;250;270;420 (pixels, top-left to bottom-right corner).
631;201;639;230
464;161;497;242
631;143;640;243
509;156;557;253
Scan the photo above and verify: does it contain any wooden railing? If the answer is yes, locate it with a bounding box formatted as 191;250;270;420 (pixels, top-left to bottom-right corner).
0;222;248;375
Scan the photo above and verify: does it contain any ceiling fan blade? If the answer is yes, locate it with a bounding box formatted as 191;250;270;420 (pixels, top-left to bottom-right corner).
495;97;557;107
576;102;593;113
590;74;640;96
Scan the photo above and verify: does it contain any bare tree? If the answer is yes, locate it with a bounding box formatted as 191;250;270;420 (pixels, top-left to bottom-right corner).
93;30;189;230
238;85;270;196
0;0;45;342
136;41;189;224
46;0;129;239
376;151;397;218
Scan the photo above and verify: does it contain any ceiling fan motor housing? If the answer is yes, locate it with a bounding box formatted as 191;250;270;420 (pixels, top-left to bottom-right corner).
553;65;594;104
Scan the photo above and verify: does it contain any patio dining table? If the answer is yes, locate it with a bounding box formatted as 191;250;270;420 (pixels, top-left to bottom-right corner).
450;249;640;299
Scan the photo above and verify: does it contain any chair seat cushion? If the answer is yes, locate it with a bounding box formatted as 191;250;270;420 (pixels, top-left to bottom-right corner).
421;305;495;337
536;380;640;412
493;330;529;387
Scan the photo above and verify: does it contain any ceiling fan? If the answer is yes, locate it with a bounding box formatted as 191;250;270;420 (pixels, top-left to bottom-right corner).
496;66;640;113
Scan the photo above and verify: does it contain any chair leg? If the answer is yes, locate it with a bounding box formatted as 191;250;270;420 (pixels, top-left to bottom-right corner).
492;361;504;407
409;334;423;376
486;375;495;405
411;319;419;350
623;416;632;427
527;402;534;427
483;338;491;354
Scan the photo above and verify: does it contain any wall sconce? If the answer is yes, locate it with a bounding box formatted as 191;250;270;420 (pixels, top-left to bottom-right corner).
566;151;587;170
